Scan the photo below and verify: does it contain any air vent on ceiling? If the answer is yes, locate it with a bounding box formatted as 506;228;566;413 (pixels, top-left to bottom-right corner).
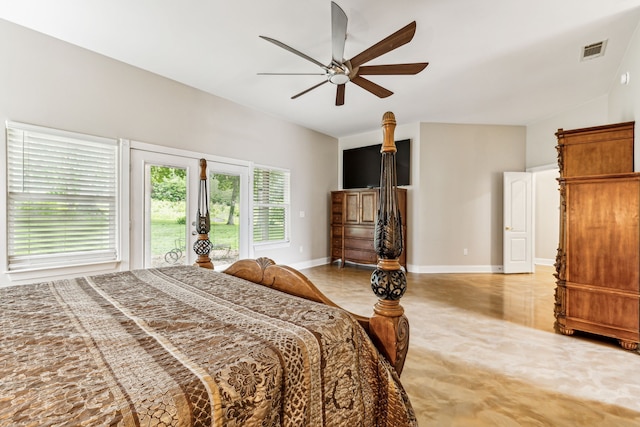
581;40;607;61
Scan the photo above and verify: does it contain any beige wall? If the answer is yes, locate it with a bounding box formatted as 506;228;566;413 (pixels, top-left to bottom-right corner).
340;122;526;272
419;123;526;272
0;19;338;283
608;17;640;169
533;168;559;264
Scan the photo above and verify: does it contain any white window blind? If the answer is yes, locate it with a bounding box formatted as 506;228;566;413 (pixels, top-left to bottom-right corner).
253;166;290;244
6;122;119;271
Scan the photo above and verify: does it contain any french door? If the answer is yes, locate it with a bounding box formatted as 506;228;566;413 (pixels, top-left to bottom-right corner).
130;149;249;270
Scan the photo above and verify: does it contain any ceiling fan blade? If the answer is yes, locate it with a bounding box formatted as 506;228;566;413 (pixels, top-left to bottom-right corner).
336;83;345;106
349;21;417;68
357;62;428;75
258;72;326;75
351;76;393;98
331;1;348;64
291;80;329;99
259;35;328;70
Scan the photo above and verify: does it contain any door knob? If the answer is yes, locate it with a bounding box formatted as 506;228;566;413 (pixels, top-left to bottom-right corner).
505;226;512;230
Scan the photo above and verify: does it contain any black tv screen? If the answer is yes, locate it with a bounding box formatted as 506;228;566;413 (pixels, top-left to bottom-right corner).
343;139;410;189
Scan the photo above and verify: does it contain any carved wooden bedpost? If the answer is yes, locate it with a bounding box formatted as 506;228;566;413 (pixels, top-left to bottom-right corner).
194;158;214;269
369;112;410;375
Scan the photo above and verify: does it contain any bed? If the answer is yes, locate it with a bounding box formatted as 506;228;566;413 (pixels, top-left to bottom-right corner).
0;112;414;426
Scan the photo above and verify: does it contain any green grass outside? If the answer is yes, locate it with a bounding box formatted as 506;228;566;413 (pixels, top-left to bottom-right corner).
151;200;239;256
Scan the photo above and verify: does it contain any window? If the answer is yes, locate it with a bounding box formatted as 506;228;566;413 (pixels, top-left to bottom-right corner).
252;166;290;244
5;121;119;271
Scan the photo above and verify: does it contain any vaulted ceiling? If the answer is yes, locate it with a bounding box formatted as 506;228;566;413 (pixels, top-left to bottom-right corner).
2;0;640;137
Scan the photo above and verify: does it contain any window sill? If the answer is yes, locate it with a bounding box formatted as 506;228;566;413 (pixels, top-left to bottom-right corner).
253;241;291;251
3;260;122;286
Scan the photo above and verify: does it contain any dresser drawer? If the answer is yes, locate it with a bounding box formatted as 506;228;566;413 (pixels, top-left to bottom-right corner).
344;238;374;251
344;226;375;239
332;192;344;203
344;249;377;264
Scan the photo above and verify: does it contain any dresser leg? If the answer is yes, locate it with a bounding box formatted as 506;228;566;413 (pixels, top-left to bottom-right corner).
619;340;639;351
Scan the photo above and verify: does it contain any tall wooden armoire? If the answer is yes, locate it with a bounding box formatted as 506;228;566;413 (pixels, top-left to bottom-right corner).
554;121;639;350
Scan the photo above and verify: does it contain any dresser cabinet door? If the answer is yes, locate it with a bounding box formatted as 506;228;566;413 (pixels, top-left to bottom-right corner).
345;193;360;223
360;191;377;224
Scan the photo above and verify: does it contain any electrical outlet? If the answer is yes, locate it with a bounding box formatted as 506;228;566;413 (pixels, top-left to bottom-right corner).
463;248;468;256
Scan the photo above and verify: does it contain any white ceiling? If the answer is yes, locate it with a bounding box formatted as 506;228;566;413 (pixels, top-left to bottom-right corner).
2;0;640;138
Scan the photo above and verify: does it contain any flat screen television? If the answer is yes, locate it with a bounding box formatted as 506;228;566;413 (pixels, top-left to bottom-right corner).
342;139;410;189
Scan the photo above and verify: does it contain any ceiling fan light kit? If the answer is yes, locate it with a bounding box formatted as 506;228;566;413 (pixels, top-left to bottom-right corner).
328;63;350;84
259;1;428;106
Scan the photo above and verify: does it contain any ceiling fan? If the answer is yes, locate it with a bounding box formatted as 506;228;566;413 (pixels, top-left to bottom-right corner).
259;1;429;106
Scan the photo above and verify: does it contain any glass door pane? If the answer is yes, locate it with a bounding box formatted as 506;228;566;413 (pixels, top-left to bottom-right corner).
149;165;187;267
207;161;250;269
130;150;197;269
209;172;241;266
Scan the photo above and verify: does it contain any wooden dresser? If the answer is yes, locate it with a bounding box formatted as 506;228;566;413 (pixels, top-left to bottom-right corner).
330;188;407;268
554;121;638;350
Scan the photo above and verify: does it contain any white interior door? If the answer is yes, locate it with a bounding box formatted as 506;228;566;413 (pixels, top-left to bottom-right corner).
503;171;534;274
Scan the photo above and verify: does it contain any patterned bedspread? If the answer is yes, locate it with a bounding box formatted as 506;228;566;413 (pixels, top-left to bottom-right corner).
0;266;416;426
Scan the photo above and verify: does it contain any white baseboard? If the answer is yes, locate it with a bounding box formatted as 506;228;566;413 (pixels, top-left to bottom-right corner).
291;259;546;275
410;264;504;274
289;257;331;271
